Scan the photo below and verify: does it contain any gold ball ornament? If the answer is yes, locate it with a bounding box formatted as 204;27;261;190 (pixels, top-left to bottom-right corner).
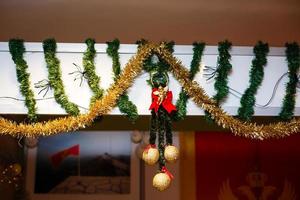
164;145;179;163
142;146;159;165
152;172;171;191
12;163;22;176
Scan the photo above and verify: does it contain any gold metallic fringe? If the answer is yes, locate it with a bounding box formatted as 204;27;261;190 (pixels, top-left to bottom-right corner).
0;43;299;139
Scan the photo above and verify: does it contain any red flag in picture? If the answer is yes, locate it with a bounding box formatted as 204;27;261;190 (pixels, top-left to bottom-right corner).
50;144;79;168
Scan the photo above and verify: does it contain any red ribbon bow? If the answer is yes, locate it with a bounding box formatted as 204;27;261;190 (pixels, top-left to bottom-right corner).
161;166;174;179
149;88;176;113
144;144;156;153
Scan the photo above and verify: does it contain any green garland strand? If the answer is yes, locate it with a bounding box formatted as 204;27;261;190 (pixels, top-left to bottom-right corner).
158;107;166;170
137;40;175;74
149;110;157;145
8;39;298;126
107;39;122;79
213;40;232;103
106;39;138;122
238;41;269;121
279;42;300;121
43;38;80;116
164;108;173;145
9;39;38;122
204;41;232;122
83;38;104;105
173;42;205;121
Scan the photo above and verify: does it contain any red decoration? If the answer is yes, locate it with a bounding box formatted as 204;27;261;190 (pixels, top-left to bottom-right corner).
149;88;176;113
144;144;157;153
161;166;174;180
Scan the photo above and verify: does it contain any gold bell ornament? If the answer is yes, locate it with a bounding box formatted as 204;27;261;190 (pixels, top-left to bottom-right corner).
152;166;174;191
164;145;179;163
142;144;159;165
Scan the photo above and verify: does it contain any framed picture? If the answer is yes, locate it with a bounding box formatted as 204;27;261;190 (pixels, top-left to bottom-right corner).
26;131;140;200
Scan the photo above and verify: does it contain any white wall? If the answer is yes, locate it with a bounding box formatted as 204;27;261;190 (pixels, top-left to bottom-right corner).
0;42;298;116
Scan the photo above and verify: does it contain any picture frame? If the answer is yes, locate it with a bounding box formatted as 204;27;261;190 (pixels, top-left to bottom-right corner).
25;131;140;200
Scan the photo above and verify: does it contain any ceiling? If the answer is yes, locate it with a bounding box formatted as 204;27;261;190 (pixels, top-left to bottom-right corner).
0;0;299;45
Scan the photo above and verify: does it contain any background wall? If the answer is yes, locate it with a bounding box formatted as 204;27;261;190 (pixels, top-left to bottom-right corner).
0;0;299;46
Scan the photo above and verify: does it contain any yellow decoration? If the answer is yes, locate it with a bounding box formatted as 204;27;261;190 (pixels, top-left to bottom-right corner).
142;147;159;165
153;172;171;191
164;145;179;163
153;86;168;105
0;43;299;139
11;163;22;175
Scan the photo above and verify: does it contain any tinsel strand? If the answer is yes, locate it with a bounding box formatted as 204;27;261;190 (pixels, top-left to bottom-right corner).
213;40;232;104
238;41;269;121
107;39;138;122
174;42;205;121
0;43;154;137
150;110;157;145
43;38;80;116
8;39;38;122
164;109;173;145
158;107;166;170
138;40;174;73
279;42;300;120
83;38;104;105
158;44;300;139
204;40;232;121
1;43;300;139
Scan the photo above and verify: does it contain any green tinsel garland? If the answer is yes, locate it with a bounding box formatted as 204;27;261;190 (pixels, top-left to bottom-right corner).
238;41;269;121
149;110;158;145
204;40;232;122
158;107;166;169
174;42;205;121
137;40;175;74
9;39;38;122
83;38;104;105
279;42;300;121
106;39;138;122
43;38;80;116
213;40;232;103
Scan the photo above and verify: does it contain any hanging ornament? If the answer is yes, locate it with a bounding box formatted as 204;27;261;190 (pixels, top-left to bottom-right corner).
142;144;159;165
164;145;179;163
141;69;178;191
152;166;174;191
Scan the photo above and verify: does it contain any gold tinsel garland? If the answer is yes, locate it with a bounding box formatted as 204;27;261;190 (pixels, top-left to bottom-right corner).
0;43;153;137
0;43;299;139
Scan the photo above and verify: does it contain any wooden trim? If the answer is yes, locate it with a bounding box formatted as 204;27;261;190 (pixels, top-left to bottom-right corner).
179;132;196;200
